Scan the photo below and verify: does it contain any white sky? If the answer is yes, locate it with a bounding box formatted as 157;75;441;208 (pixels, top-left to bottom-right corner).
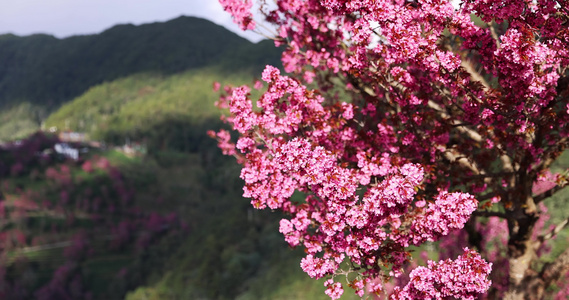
0;0;265;42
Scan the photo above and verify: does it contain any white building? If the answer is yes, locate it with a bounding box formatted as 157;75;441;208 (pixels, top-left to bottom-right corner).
54;143;79;160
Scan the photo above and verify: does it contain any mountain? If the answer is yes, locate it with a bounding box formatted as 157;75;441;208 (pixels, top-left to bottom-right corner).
44;67;254;153
0;15;335;300
0;16;270;107
0;16;282;140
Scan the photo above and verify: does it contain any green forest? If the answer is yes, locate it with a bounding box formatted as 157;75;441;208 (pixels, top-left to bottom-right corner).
0;16;279;141
0;16;357;299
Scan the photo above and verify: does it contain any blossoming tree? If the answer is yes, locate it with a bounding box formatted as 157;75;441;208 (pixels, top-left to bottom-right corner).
212;0;569;298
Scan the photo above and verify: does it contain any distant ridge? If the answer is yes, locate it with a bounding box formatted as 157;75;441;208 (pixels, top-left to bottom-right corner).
0;16;278;108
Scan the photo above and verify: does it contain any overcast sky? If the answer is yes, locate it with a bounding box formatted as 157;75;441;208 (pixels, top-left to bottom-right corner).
0;0;265;42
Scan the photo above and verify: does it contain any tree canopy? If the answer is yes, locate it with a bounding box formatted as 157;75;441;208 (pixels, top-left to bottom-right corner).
214;0;569;299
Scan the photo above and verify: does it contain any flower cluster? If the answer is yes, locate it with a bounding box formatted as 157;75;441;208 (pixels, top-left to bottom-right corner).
391;248;493;300
409;191;479;245
324;279;344;300
219;0;255;30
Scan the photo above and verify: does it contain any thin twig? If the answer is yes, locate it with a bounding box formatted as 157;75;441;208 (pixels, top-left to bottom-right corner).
539;218;569;244
488;21;501;49
534;184;567;203
473;210;508;218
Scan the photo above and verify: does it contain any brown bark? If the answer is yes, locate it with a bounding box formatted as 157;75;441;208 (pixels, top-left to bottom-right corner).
504;196;540;300
501;163;569;299
505;239;536;300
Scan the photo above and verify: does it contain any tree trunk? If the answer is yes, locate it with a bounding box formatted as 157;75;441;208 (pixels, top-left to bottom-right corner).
505;239;535;300
504;199;539;300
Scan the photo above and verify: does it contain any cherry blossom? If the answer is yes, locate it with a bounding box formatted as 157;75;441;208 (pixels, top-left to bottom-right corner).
215;0;569;298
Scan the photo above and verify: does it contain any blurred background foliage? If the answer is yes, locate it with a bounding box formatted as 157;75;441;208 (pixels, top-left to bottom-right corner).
0;16;352;299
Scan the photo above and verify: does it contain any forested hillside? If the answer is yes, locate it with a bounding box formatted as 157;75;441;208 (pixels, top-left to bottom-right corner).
44;68;250;153
0;15;351;299
0;16;281;140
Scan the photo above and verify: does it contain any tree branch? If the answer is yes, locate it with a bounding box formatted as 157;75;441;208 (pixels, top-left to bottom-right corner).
466;172;516;180
526;247;569;298
473;210;508;219
488;21;501;49
427;100;483;143
460;59;491;91
538;217;569;246
443;150;482;175
532;137;569;172
534;184;567;203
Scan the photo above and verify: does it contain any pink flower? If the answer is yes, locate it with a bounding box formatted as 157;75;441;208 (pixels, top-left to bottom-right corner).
219;0;256;30
324;279;344;300
391;249;492;300
212;81;221;92
410;191;478;245
301;255;338;279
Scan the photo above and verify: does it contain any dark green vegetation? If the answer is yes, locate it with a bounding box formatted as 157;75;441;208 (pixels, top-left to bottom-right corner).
0;132;335;299
0;16;281;140
45;69;244;153
0;16;348;299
